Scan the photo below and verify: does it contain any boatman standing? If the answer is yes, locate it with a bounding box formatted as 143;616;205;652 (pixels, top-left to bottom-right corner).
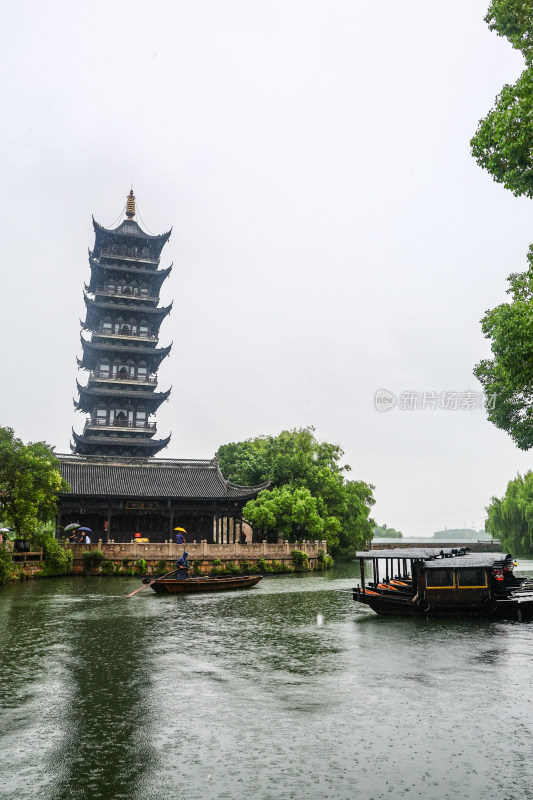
175;551;190;580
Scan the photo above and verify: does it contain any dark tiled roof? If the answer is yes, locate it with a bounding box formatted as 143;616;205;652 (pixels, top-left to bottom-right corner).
87;257;172;285
78;336;172;369
75;381;170;405
83;294;173;317
58;454;269;499
423;554;509;569
71;432;170;456
93;218;172;242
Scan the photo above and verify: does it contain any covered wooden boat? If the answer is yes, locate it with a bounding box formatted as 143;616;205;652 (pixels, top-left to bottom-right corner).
353;548;533;621
142;574;262;594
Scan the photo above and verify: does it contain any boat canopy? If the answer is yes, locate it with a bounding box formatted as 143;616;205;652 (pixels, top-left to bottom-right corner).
355;548;459;560
423;553;509;569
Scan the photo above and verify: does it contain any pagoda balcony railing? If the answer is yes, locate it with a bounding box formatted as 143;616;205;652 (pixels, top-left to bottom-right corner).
94;286;159;301
90;371;157;384
93;326;157;341
84;419;157;432
100;248;159;264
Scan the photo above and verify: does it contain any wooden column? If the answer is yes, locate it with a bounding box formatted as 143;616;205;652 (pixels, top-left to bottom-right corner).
106;508;112;544
169;504;174;540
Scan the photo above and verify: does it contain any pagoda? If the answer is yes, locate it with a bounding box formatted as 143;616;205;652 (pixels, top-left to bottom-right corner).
72;189;173;457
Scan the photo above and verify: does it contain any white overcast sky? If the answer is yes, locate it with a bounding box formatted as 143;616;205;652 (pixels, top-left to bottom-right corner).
1;0;532;536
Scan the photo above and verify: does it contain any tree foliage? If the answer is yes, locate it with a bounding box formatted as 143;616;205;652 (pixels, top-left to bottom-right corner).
0;427;69;537
373;523;403;539
474;251;533;448
218;427;375;558
32;529;73;576
0;545;15;586
471;2;533;197
486;470;533;554
485;0;533;62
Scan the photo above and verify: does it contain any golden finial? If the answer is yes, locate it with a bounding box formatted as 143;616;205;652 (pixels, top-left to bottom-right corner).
126;187;136;219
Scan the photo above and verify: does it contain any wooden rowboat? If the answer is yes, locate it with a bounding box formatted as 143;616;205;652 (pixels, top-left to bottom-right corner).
141;574;263;594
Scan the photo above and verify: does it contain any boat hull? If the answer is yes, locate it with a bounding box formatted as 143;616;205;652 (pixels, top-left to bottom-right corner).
147;575;263;594
353;591;533;621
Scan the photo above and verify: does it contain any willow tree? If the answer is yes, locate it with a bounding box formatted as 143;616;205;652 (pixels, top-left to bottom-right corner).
486;471;533;554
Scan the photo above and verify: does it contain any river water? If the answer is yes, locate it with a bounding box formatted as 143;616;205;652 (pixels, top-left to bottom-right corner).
1;561;533;800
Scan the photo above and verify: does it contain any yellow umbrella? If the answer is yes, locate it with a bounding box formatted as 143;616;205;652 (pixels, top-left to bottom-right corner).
173;527;187;532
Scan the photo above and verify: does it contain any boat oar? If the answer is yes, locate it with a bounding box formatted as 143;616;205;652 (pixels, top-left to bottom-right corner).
123;568;177;597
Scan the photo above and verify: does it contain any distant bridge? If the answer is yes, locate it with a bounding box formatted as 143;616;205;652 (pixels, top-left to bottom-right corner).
370;538;501;553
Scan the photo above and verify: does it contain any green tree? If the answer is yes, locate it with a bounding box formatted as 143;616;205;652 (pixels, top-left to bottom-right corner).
219;427;375;556
0;427;70;537
471;2;533;197
373;523;403;539
333;480;375;558
243;486;325;541
474;254;533;448
486;470;533;554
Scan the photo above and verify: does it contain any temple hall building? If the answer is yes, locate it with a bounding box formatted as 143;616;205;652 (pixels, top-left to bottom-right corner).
57;191;266;542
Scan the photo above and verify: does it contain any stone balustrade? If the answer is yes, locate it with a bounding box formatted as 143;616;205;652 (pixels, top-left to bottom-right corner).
67;539;327;562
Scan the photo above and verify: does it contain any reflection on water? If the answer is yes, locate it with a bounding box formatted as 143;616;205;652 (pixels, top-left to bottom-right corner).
0;563;533;800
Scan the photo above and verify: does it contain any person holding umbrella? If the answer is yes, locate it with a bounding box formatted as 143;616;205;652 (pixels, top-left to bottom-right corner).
64;523;80;545
78;527;92;544
174;527;186;544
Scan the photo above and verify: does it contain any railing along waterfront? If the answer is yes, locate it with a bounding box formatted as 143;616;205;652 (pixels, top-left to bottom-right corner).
67;540;328;562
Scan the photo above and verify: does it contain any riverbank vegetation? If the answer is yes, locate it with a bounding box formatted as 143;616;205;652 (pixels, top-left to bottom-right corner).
217;427;375;559
486;472;533;555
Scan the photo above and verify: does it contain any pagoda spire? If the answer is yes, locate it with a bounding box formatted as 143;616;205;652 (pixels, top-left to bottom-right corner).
125;188;136;219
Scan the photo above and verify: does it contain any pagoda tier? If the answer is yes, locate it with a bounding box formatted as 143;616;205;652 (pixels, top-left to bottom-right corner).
77;338;172;372
72;429;171;457
82;294;172;329
75;381;171;413
86;255;172;293
92;218;171;261
72;190;172;458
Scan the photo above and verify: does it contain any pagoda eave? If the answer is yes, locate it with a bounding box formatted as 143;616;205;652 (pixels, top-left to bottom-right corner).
83;293;172;316
86;258;172;291
71;430;171;456
78;338;172;370
74;382;171;412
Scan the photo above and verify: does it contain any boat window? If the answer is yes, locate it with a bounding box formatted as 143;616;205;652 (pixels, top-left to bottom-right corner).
425;569;455;588
456;569;487;588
